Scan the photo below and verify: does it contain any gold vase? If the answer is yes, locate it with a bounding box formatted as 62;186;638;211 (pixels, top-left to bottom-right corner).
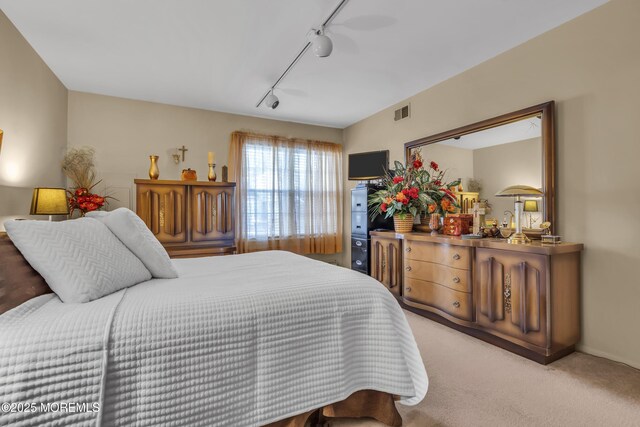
393;214;414;233
148;155;159;180
208;163;217;182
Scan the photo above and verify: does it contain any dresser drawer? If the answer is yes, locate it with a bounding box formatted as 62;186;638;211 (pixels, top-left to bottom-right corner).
404;259;471;293
403;277;473;321
404;241;470;270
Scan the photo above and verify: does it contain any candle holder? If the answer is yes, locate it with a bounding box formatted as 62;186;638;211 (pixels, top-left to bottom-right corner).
208;163;217;182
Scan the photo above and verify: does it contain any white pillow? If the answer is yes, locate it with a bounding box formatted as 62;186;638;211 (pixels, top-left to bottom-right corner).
4;218;152;303
87;208;178;279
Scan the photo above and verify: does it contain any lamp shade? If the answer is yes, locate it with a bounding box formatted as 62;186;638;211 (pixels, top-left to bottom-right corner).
30;188;69;216
523;200;539;212
312;34;333;57
495;185;543;197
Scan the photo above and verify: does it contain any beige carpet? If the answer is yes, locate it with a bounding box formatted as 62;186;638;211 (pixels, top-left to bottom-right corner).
331;310;640;427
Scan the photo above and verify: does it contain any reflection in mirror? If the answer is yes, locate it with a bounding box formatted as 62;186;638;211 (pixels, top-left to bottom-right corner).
409;115;543;228
405;101;555;234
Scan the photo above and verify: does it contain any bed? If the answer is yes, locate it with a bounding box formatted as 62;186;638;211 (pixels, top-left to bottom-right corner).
0;216;427;426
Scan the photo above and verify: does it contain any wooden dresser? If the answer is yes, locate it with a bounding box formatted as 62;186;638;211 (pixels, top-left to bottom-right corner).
370;231;583;364
134;179;235;258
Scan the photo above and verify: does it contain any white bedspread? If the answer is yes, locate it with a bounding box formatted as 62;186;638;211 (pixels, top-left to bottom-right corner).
0;251;428;426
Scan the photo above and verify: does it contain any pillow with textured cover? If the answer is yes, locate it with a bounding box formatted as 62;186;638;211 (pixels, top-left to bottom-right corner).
4;218;151;303
0;233;52;314
87;208;178;279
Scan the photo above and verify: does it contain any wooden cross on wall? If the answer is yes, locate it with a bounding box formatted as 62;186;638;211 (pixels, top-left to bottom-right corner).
178;145;188;162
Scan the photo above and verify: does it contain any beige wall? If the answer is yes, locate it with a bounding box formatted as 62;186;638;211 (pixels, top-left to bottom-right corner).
344;0;640;367
0;11;68;228
473;138;542;225
67;91;344;262
412;143;474;190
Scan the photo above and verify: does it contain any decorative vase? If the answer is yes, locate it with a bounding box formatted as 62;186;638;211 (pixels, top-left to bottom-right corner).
208;163;217;182
429;213;442;236
393;214;414;233
148;155;159;180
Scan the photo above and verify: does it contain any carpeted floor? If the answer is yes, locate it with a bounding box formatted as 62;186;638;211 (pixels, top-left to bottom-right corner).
332;310;640;427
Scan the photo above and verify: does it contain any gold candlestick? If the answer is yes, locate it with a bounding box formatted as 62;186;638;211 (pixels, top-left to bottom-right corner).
208;163;217;182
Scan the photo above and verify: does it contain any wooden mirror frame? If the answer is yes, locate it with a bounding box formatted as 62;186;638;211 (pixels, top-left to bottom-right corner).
404;101;556;232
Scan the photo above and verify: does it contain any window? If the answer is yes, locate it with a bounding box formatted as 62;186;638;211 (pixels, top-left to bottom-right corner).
229;132;343;254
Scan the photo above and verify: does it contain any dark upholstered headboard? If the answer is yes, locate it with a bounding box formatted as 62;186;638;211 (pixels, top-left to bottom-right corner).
0;232;52;315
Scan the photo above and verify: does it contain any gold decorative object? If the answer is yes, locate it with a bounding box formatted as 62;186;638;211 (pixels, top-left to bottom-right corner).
30;188;69;221
148;155;160;180
0;129;3;153
393;214;414;233
208;164;217;182
523;200;539;228
495;185;543;244
181;168;197;181
504;273;512;314
428;213;441;236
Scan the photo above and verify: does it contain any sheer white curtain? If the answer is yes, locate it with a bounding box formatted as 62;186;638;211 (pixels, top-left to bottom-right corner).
229;131;343;254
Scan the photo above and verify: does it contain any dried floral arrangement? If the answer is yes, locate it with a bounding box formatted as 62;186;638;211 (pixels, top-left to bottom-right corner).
62;147;110;216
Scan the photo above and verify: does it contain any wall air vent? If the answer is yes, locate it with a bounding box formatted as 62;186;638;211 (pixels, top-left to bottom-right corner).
394;104;410;121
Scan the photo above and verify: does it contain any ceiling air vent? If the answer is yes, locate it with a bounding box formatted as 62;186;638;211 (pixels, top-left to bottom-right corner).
394;104;410;121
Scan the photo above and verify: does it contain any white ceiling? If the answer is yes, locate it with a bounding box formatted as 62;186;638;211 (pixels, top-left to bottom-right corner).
0;0;608;128
439;116;541;150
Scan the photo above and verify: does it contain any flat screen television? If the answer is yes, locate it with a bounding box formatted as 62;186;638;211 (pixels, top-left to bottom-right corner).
348;150;389;181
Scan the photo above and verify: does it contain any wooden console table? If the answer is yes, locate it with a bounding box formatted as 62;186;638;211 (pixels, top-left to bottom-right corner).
370;231;583;364
134;179;235;258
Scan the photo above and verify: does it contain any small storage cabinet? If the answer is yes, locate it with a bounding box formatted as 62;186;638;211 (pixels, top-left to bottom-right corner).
135;180;236;258
476;248;547;348
370;234;403;295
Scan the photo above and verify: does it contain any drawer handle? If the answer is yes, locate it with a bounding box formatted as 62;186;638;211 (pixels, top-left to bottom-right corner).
405;247;412;253
452;253;461;260
453;301;461;308
356;225;362;229
356;203;362;207
405;287;411;292
355;240;362;247
356;260;362;266
453;276;460;283
406;266;412;272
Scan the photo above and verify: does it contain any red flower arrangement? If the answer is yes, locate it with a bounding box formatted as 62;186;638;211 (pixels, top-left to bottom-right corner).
369;150;460;224
62;147;112;217
68;187;106;217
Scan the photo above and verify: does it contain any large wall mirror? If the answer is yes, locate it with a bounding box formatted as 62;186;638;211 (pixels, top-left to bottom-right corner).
404;101;555;232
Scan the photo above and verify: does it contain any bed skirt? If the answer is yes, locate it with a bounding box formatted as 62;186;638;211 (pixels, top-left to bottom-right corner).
265;390;402;427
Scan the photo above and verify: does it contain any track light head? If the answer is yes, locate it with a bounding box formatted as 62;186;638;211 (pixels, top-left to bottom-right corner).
312;29;333;57
264;91;280;109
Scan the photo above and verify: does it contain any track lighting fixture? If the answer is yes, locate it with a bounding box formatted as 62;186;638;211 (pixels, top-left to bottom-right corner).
264;90;279;109
255;0;349;109
311;27;333;58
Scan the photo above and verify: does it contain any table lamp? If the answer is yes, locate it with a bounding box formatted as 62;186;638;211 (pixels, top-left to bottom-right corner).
495;185;543;244
30;188;69;221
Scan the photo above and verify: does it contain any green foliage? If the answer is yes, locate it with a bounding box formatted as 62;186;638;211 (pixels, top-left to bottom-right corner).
368;150;461;221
